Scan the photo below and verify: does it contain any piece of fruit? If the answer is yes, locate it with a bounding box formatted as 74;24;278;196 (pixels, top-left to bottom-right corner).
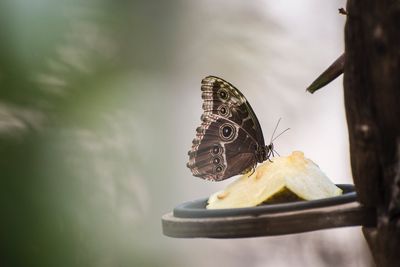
206;151;342;209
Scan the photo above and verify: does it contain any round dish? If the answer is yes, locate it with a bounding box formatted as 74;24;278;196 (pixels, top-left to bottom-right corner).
173;184;356;219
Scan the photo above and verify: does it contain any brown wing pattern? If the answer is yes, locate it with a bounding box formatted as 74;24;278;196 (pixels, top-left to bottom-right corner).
187;76;265;181
200;76;265;147
187;116;258;181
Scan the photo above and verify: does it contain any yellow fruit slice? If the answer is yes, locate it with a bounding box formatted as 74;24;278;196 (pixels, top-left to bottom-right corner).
206;151;342;209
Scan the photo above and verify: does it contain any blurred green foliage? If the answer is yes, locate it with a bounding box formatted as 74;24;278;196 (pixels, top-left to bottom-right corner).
0;1;180;266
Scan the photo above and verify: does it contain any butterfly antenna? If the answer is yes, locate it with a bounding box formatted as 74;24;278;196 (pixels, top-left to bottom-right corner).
272;127;290;142
269;118;282;144
267;119;289;159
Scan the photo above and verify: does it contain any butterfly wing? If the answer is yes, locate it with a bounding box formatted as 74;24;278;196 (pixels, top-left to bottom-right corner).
187;76;265;181
201;76;265;146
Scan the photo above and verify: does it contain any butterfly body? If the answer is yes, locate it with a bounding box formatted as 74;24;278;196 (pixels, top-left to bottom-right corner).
187;76;272;181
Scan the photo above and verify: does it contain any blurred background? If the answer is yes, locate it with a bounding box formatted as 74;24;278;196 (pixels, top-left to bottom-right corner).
0;0;374;266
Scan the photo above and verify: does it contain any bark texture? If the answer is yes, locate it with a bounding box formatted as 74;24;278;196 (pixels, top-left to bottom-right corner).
344;0;400;265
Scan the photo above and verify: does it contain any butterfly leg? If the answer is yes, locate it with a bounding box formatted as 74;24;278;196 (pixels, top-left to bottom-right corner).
248;166;256;177
267;149;274;162
247;156;258;178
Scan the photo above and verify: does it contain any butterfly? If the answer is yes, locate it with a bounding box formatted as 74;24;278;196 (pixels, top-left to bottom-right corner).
187;76;288;181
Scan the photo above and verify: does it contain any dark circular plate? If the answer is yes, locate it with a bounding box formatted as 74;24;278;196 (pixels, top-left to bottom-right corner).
173;184;356;218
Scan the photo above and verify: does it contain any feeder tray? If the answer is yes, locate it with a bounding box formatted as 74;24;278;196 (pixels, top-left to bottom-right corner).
162;184;376;238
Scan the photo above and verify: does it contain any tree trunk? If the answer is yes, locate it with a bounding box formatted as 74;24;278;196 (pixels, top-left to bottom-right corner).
344;0;400;265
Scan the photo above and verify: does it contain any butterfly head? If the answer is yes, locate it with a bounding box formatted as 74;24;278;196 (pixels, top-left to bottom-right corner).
253;142;274;163
265;142;275;161
267;143;274;153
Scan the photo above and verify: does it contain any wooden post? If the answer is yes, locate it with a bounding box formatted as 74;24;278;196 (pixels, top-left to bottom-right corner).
344;0;400;265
